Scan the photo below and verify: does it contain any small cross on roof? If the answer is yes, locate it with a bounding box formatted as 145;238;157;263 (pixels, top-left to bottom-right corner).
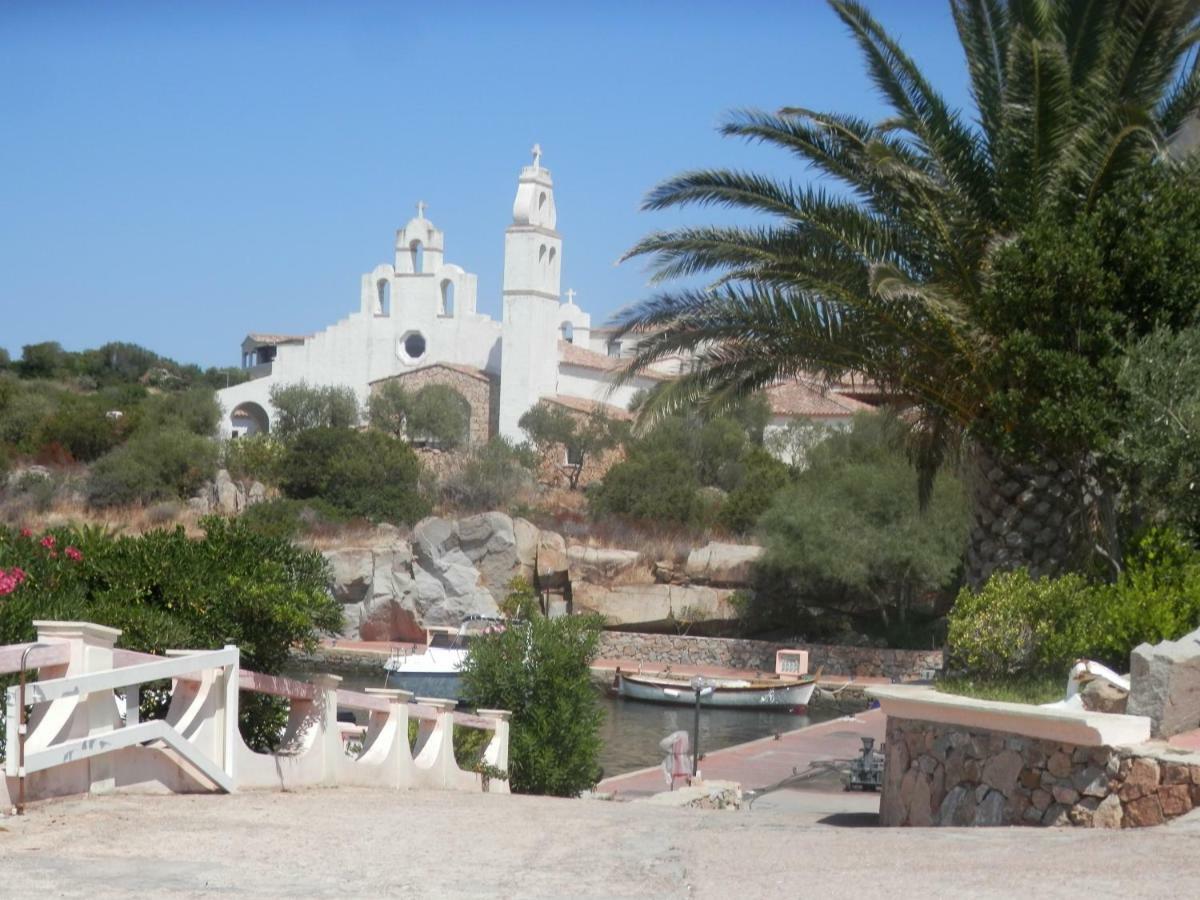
531;143;542;169
416;200;427;219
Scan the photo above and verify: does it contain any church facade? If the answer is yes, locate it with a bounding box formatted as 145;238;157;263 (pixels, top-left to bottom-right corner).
216;149;670;445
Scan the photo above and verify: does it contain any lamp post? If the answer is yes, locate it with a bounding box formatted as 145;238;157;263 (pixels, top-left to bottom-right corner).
689;676;713;778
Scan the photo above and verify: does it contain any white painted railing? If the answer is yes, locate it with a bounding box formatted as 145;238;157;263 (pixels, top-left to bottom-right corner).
0;620;509;810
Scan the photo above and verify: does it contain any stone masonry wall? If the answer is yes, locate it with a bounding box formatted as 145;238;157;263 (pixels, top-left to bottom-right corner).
372;364;495;449
597;632;942;682
882;716;1200;828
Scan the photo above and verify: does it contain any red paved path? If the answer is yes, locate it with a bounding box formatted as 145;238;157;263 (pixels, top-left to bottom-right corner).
597;708;886;798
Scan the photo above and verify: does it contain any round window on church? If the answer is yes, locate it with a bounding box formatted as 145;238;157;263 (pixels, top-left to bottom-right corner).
398;331;427;363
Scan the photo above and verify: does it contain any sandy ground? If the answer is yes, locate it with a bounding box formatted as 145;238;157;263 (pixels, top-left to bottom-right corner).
4;788;1200;899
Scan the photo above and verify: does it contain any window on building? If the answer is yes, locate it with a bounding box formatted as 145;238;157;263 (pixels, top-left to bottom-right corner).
410;240;425;274
377;279;391;316
440;280;455;317
566;444;583;467
606;340;621;358
562;321;574;343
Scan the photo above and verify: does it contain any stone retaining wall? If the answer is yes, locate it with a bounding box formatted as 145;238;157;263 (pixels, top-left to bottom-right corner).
597;632;942;682
882;717;1200;828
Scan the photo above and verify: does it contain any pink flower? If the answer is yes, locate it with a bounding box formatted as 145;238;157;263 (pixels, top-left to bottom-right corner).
40;535;56;550
19;528;32;538
0;567;25;597
65;546;82;562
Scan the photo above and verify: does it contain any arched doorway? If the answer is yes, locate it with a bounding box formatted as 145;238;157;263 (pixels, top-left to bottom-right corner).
230;402;270;438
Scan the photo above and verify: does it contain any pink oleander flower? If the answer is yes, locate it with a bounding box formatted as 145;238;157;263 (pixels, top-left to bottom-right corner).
40;534;56;549
19;528;32;538
0;567;26;597
65;546;82;562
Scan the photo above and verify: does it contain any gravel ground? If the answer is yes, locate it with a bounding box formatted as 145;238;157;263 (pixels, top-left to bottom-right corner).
2;787;1199;899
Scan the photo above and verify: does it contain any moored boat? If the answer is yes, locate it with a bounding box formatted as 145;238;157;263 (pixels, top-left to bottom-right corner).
615;671;818;711
382;616;505;702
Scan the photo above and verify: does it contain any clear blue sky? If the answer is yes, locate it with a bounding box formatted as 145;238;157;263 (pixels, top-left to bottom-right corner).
0;1;968;369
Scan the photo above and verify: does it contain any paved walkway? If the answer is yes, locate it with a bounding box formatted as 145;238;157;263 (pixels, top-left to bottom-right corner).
5;787;1200;898
598;708;886;797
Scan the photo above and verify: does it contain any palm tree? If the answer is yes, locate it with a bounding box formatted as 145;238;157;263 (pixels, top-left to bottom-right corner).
615;0;1200;585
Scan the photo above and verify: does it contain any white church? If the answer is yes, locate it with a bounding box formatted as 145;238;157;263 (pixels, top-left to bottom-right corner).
217;148;877;450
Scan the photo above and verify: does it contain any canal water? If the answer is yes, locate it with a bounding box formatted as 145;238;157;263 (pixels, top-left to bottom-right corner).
300;664;838;779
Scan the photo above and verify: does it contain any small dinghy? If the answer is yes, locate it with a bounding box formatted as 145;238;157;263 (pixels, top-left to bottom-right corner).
615;671;819;711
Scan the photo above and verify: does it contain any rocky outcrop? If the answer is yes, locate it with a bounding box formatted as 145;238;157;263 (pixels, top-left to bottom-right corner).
1128;626;1200;737
323;511;767;641
574;583;737;628
684;542;764;587
567;545;649;586
190;469;267;515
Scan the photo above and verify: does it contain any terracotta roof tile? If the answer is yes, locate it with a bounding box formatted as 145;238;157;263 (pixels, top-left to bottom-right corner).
557;341;668;380
541;394;633;420
765;379;875;418
369;362;493;385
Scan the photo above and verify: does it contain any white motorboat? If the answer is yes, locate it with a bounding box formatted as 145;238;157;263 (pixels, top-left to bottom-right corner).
382;616;505;702
615;671;819;711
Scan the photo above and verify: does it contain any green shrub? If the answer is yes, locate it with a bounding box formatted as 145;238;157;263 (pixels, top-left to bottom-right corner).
278;427;428;523
223;434;286;483
269;382;359;439
36;395;121;462
87;427;218;507
0;518;340;750
441;437;535;511
0;386;57;451
136;388;221;437
948;529;1200;677
238;497;348;540
589;450;704;525
407;384;471;450
946;569;1097;678
460;609;604;796
718;447;791;534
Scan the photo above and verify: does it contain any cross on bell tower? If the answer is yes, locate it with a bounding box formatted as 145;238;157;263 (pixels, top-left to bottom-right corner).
564;288;576;305
416;200;427;219
531;143;542;170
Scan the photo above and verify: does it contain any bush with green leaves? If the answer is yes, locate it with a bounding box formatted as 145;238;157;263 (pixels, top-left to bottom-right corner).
278;427;429;523
751;413;968;640
946;569;1097;678
520;402;626;489
440;437;535;512
269;381;360;439
589;399;777;530
87;427;218;507
238;497;348;540
948;529;1200;677
223;433;286;483
0;518;340;751
460;609;604;796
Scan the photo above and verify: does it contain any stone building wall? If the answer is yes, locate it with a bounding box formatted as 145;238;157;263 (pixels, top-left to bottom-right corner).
597;632;942;682
881;716;1200;828
371;363;496;449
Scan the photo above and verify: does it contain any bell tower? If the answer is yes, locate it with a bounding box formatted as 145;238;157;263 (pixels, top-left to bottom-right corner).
499;145;564;439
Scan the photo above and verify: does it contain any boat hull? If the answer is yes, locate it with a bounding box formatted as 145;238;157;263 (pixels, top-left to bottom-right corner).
616;674;817;711
384;670;463;702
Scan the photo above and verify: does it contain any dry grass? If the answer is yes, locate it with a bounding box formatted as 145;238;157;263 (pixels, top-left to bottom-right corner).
0;493;209;536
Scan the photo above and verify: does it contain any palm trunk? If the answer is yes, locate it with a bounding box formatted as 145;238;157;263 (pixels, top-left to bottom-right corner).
964;447;1119;589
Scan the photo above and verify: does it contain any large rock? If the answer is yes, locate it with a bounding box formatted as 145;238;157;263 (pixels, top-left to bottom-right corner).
410;517;501;623
573;583;737;628
454;512;522;602
359;543;424;642
513;517;539;580
567;545;650;587
214;469;241;514
535;530;569;588
325;548;376;605
684;542;763;587
1128;626;1200;737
